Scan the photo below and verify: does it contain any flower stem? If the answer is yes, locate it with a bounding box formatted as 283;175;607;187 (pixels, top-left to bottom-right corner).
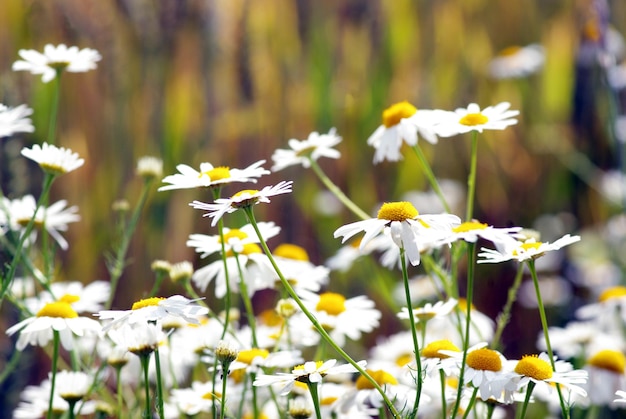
491;264;524;350
308;158;370;221
517;381;536;419
400;247;422;414
219;366;230;419
154;346;165;419
139;353;152;419
307;381;323;419
47;70;62;145
439;369;447;415
411;145;451;213
528;260;569;418
234;253;258;347
451;242;476;419
67;400;77;419
243;206;400;417
47;331;60;419
106;177;155;309
465;131;479;221
462;387;479;419
115;365;124;418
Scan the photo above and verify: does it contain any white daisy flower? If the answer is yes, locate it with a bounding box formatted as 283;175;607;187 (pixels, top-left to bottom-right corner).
158;160;269;191
333;201;461;266
12;43;101;83
22;143;85;175
436;220;522;246
136;155;163;179
190;180;293;227
12;377;96;418
538;321;623;360
584;349;626;406
54;370;92;403
24;280;110;314
435;102;519;137
576;286;626;331
420;339;462;377
107;322;164;356
253;359;366;395
300;290;381;346
511;353;588;398
398;298;458;323
271;128;342;171
488;44;545;79
96;295;209;331
367;101;445;164
0;103;34;138
6;301;100;350
228;347;303;375
477;234;581;264
166;381;219;416
187;221;280;258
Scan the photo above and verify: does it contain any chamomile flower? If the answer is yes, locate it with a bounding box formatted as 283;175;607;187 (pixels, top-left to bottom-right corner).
334;201;460;266
6;301;100;350
13;377;96;418
271;128;342;171
96;295;209;331
437;220;522;246
253;359;366;395
576;285;626;330
158;160;269;191
165;381;220;416
190;181;293;227
187;221;280;258
511;353;588;398
107;322;164;357
299;291;381;346
13;44;101;83
477;234;581;264
0;103;34;138
398;298;458;324
487;44;545;79
136;155;163;179
24;280;110;314
584;349;626;405
229;347;303;375
367;101;445;164
55;370;92;404
435;102;519;137
420;339;462;377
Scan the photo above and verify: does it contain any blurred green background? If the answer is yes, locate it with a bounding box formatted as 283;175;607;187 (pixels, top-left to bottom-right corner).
1;0;624;348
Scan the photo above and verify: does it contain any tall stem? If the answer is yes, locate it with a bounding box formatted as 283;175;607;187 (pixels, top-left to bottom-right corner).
400;247;422;414
491;264;524;350
307;382;323;419
465;131;479;222
47;331;60;419
308;158;370;221
140;353;152;419
234;254;258;347
47;70;62;145
154;346;165;419
411;145;451;213
243;207;400;417
451;242;476;418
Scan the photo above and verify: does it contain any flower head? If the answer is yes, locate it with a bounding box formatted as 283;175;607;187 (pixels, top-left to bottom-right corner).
21;142;84;175
0;103;34;138
488;44;545;79
435;102;519;137
136;156;163;179
478;234;581;264
334;201;460;266
13;43;101;83
272;128;342;171
511;353;587;398
190;181;293;227
367;101;445;163
158;160;269;191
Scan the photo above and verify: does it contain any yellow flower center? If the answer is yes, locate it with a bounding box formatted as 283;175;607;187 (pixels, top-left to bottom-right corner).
232;189;259;199
316;292;346;316
17;218;43;228
466;348;502;372
236;348;269;365
356;369;398;390
201;391;222;400
59;294;81;304
453;221;488;233
221;229;248;242
258;309;283;327
514;355;553;380
293;360;325;380
321;396;338;406
131;297;165;310
377;202;418;222
382;101;417;128
200;166;231;181
396;353;413;367
459;113;489;126
588;350;626;374
498;46;522;56
39;162;67;175
422;340;461;359
230;368;246;383
456;298;475;313
226;243;262;257
36;301;78;318
512;241;543;257
274;243;310;261
599;286;626;302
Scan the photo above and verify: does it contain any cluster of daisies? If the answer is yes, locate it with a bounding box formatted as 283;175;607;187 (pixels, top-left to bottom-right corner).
2;41;626;419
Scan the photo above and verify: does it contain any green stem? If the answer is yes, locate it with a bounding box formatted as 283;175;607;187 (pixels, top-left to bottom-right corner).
400;247;422;414
148;271;166;297
528;260;569;418
439;369;447;416
462;387;479;419
47;331;60;419
2;173;55;300
491;264;524;350
308;158;370;221
243;206;400;417
517;381;536;419
411;145;451;213
106;177;154;309
251;373;259;419
67;400;77;419
140;353;152;419
451;242;476;419
115;366;124;418
307;381;323;419
47;70;62;145
219;364;230;419
154;347;165;419
233;253;258;347
465;131;479;222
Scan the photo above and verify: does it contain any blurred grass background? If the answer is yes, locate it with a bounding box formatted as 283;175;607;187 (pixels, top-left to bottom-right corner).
1;0;625;410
